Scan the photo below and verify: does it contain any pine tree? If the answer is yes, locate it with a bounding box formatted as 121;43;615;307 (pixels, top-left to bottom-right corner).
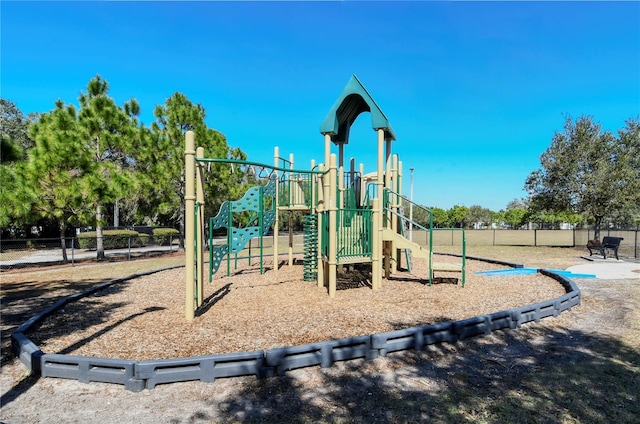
24;101;87;262
140;93;247;245
76;75;140;260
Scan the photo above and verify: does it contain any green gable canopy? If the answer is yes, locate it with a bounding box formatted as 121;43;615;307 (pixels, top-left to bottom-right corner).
320;75;396;144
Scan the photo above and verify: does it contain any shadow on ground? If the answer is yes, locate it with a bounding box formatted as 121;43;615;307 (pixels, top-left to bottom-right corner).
188;326;640;423
0;277;124;366
0;278;141;408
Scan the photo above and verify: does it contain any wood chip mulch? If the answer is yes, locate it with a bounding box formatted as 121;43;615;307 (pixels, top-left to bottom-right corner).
27;255;566;361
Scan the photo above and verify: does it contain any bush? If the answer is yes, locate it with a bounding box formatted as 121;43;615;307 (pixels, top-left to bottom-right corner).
77;230;149;250
153;228;180;246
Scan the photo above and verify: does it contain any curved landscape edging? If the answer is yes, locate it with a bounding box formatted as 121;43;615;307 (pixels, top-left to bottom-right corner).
12;262;581;392
435;251;524;269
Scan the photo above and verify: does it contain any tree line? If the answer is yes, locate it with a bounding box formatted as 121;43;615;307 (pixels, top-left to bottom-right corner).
2;76;638;260
405;116;639;238
1;76;248;262
407;200;592;231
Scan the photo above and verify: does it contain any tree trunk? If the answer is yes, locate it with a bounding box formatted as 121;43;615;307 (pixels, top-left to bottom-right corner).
59;218;68;263
594;215;603;241
96;204;105;260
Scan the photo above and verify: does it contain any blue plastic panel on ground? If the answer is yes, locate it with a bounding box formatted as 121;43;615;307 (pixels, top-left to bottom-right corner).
476;268;595;279
475;268;538;276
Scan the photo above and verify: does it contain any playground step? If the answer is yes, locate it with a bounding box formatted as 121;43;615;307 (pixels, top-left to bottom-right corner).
381;229;429;260
432;262;463;272
337;255;374;265
278;205;311;212
381;229;462;273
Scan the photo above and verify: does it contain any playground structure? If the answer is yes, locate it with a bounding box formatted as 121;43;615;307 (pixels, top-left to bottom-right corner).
184;75;466;321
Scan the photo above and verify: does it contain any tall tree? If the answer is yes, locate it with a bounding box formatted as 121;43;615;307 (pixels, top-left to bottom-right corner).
503;199;528;229
504;208;527;229
1;134;24;163
466;205;493;229
526;116;640;240
616;118;640;213
142;93;246;245
448;205;469;228
76;76;140;260
0;99;37;155
430;207;449;228
23;101;87;262
408;203;431;228
0;100;34;235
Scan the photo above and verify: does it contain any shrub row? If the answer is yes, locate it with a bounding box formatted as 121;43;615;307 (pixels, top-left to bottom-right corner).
77;228;179;250
152;228;180;246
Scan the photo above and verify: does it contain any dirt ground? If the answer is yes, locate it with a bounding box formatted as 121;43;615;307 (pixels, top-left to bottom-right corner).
1;247;639;423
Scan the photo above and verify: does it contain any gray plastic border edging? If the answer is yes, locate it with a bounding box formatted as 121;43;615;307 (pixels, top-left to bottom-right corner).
12;261;581;392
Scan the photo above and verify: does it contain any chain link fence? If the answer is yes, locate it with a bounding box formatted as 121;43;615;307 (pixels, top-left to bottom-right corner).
0;235;181;270
411;229;639;260
2;229;638;269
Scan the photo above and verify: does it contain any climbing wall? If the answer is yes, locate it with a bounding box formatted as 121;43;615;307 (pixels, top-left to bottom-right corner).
209;176;277;278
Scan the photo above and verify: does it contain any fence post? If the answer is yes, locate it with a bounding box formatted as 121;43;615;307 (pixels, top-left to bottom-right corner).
572;229;576;247
534;229;537;247
128;236;131;261
71;237;75;267
635;230;638;259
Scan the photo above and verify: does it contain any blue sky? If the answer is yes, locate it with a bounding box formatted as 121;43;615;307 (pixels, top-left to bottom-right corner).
2;1;639;211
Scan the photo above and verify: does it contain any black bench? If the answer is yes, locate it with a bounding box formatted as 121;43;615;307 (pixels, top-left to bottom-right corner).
586;236;624;260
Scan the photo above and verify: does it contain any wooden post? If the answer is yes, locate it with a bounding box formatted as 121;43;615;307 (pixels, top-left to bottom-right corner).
371;198;381;290
328;154;338;298
324;134;331;173
184;131;196;321
383;140;394;278
375;129;385;289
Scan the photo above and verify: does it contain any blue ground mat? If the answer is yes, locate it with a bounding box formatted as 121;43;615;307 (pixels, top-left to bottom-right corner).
475;268;596;278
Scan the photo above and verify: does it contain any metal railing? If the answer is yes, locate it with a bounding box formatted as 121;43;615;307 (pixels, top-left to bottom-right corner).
196;157;326;212
383;188;467;284
278;173;314;210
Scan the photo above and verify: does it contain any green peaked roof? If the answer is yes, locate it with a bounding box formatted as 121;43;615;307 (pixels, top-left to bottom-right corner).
320;75;396;143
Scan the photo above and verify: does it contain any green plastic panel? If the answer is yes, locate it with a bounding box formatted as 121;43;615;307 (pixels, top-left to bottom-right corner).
320;75;396;143
211;202;230;229
210;244;229;277
231;186;262;213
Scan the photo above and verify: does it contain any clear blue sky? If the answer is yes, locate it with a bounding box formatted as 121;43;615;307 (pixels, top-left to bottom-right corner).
2;1;639;211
